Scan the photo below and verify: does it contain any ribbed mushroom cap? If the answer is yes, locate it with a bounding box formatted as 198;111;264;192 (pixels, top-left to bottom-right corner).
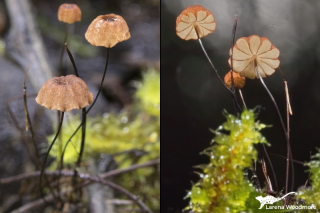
176;5;216;40
58;3;81;24
228;35;280;79
35;75;93;112
85;14;131;48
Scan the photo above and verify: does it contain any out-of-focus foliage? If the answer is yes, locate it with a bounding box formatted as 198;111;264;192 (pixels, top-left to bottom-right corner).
185;110;270;213
47;68;160;211
297;149;320;211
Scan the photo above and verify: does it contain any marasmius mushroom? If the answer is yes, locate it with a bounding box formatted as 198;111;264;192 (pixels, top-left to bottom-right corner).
36;75;93;200
224;71;247;108
85;14;130;112
176;5;241;111
228;35;280;79
57;3;82;75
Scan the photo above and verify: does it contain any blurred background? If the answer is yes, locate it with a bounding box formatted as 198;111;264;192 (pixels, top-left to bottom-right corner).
0;0;159;212
162;0;320;212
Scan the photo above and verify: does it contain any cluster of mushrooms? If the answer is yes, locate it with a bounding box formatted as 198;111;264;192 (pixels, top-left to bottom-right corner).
176;5;280;91
36;3;131;111
176;4;295;203
34;3;131;201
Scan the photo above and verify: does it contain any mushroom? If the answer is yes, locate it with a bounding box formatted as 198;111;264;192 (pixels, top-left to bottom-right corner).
35;75;93;112
85;14;130;48
84;13;130;114
176;5;216;40
57;3;82;76
228;35;280;79
36;75;92;201
58;3;81;24
224;71;246;89
224;71;247;108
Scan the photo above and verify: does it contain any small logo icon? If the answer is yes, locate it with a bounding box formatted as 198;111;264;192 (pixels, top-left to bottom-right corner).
255;192;296;209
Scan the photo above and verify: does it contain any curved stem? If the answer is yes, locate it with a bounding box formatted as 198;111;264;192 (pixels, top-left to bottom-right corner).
255;67;292;194
61;48;110;158
39;111;64;202
65;44;79;77
59;23;69;76
87;48;110;112
198;39;242;112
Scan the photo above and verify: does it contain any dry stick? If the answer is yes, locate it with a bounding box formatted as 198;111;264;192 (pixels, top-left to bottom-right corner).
5;159;159;213
261;159;275;194
255;67;292;196
262;144;279;193
5;96;39;166
11;176;153;213
22;67;59;202
39;112;65;203
23;66;41;163
277;67;294;192
0;159;160;184
229;16;242;114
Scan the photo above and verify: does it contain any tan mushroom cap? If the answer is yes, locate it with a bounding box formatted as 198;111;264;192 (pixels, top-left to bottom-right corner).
35;75;93;112
176;5;216;40
228;35;280;79
85;14;131;48
58;3;81;24
224;71;246;89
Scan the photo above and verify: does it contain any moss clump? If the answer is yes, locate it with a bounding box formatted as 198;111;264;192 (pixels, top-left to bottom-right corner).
185;110;269;213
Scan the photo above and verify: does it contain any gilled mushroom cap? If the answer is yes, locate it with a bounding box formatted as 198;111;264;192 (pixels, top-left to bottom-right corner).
35;75;93;112
176;5;216;40
224;71;246;89
58;3;81;24
85;14;131;48
228;35;280;79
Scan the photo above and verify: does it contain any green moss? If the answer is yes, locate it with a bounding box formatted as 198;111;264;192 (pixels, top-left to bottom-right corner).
185;110;269;213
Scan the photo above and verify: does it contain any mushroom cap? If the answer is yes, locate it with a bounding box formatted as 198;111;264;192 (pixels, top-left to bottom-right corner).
228;35;280;79
176;5;216;40
85;14;131;48
58;3;81;24
224;71;246;89
35;75;93;112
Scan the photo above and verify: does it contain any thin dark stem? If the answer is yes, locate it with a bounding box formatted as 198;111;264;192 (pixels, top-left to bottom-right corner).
39;111;64;202
72;107;87;201
61;48;110;155
255;67;292;194
59;23;69;76
88;48;110;112
229;16;239;114
198;39;242;112
65;44;79;77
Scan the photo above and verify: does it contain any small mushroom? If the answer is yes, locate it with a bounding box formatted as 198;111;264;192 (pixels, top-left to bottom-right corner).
224;71;246;89
35;75;93;112
176;5;216;40
85;14;131;48
57;3;81;24
229;35;280;79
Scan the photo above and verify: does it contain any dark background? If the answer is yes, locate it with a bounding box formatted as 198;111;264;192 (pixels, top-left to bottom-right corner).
161;0;320;212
